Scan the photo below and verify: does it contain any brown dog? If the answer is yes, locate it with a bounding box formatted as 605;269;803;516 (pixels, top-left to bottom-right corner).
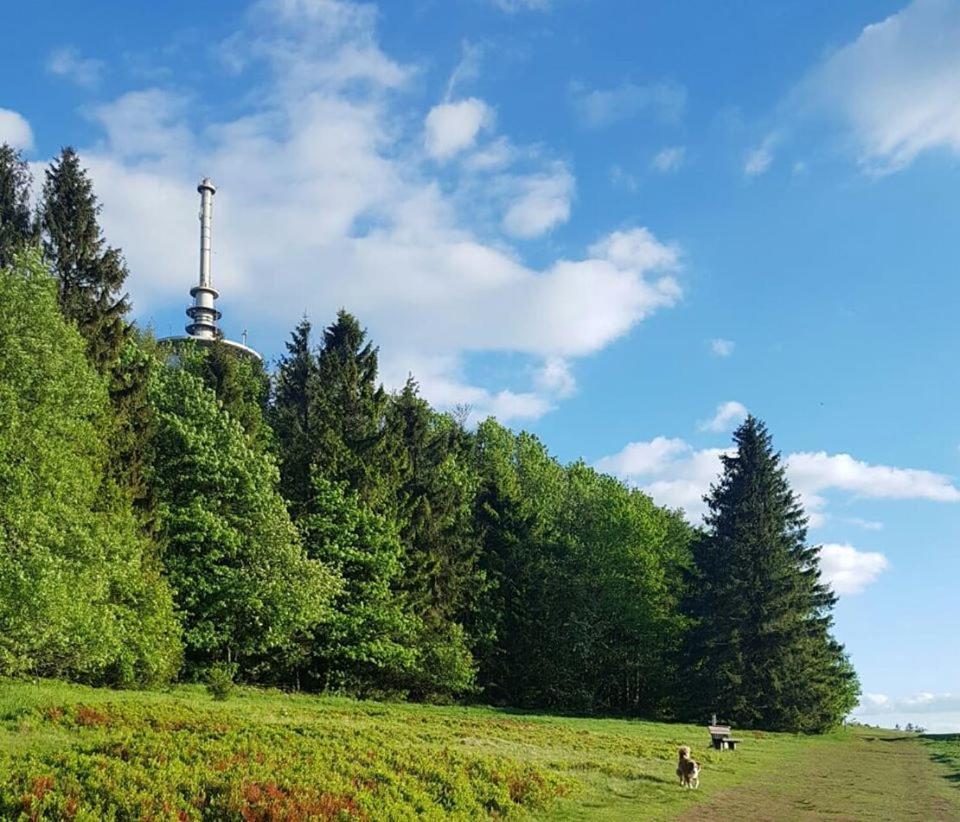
677;746;701;789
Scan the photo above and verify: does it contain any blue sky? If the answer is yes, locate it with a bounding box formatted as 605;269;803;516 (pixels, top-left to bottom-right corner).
4;0;959;730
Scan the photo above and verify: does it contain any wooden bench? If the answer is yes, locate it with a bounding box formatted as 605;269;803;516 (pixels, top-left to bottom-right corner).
708;724;742;750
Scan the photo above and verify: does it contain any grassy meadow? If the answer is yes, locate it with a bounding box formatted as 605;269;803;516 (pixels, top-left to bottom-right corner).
0;679;957;820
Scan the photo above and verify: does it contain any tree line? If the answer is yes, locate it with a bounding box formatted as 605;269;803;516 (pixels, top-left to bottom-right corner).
0;144;859;732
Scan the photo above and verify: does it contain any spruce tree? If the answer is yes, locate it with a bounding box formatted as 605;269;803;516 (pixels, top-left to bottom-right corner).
273;310;404;514
312;310;402;510
387;378;482;698
684;416;859;732
40;147;131;372
0;144;34;267
271;318;319;514
389;378;482;625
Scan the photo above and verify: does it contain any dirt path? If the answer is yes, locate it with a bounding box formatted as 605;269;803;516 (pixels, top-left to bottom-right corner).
679;731;960;821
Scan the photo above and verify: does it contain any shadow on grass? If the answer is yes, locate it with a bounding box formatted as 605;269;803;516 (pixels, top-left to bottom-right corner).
863;735;913;743
923;733;960;788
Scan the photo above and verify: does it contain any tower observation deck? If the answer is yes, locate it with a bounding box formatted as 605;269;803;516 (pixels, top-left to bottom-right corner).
160;178;261;361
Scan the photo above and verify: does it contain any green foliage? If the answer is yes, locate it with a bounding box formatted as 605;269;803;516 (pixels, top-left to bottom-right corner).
0;681;569;820
273;321;481;700
272;311;404;516
388;379;484;699
0;252;181;685
470;419;693;716
0;143;35;268
40;148;131;374
205;663;238;701
146;344;340;677
297;475;416;693
187;339;273;449
270;318;318;513
684;416;860;733
1;169;863;734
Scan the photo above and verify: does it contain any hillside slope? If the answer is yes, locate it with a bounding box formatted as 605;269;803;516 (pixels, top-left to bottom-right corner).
0;680;956;819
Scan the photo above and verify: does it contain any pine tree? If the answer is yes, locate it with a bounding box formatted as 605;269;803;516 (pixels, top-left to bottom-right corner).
684;416;859;732
0;144;34;267
40;147;131;372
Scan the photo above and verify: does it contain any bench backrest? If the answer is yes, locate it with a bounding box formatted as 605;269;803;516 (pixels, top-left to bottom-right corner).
708;725;732;737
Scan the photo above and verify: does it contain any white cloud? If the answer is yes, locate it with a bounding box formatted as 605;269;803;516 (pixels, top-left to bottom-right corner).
501;162;575;237
380;351;551;424
609;164;639;191
46;46;104;88
492;0;551;11
0;109;33;151
852;691;960;732
818;543;888;595
797;0;960;174
424;98;494;160
58;0;682;423
90;90;194;160
901;692;960;712
744;132;778;176
786;451;960;504
651;146;685;173
571;80;686;129
535;356;576;398
861;693;890;708
444;40;483;100
710;338;735;357
463;136;517;172
597;432;960;525
597;438;728;521
588;227;680;271
595;436;690;478
844;517;884;531
698;400;748;433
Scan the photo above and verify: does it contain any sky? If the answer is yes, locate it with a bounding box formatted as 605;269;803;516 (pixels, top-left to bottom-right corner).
3;0;959;731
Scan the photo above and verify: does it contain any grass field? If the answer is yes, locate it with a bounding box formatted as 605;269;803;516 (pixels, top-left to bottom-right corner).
0;679;957;820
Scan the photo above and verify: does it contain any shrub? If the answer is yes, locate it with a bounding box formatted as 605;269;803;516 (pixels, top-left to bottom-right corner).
206;663;238;701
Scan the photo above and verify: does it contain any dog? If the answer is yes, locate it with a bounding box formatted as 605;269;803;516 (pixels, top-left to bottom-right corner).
677;746;701;789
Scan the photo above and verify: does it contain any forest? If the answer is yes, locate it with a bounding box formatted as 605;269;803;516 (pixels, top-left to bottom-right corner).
0;143;859;734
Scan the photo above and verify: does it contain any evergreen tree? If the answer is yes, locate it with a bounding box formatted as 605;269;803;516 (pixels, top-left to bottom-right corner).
684;416;859;732
0;144;34;267
311;310;403;511
389;380;482;625
0;251;181;685
387;379;482;698
40;147;131;372
270;318;319;514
